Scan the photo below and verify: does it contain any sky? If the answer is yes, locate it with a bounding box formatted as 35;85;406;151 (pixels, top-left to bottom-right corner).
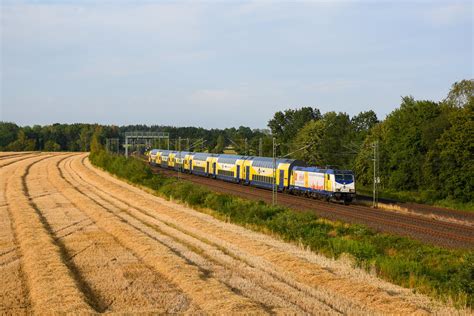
1;0;472;129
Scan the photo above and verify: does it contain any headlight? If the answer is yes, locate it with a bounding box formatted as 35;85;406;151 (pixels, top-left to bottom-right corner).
349;189;355;192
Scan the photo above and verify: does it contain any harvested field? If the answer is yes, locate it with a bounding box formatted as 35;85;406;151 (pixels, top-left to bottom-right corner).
0;152;464;314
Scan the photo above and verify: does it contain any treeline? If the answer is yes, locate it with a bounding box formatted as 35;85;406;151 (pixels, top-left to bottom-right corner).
0;123;120;152
0;122;269;155
1;79;472;203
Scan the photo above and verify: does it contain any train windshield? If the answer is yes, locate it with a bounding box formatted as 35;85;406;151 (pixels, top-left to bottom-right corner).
335;174;354;183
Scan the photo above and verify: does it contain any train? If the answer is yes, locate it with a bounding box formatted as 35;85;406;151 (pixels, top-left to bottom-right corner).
147;149;356;204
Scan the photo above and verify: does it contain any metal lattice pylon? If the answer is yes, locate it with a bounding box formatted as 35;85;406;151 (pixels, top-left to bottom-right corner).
124;131;170;157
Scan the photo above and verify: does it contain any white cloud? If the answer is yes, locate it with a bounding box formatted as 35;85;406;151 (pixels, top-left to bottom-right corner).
1;2;204;48
189;88;248;105
73;57;160;78
304;79;361;93
423;2;472;26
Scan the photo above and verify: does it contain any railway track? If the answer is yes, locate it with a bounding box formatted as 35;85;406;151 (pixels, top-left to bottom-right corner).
357;193;474;224
149;165;474;249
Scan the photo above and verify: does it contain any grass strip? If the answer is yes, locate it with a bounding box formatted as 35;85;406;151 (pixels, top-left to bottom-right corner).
90;150;473;308
357;186;474;212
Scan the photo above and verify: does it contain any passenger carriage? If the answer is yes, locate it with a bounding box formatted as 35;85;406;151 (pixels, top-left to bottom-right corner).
148;149;159;165
245;157;305;191
191;153;215;177
214;154;247;183
173;151;192;171
159;150;174;168
154;149;166;166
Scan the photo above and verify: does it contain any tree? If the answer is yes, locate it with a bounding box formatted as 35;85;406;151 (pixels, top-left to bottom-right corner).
213;135;225;153
438;103;473;201
444;79;474;108
381;97;443;190
79;126;93;151
318;112;354;168
44;140;61;151
354;123;386;187
236;126;253;140
420;80;474;200
351;110;378;140
292;120;325;165
6;129;36;151
268;107;322;155
0;122;20;149
90;127;104;153
292;112;354;168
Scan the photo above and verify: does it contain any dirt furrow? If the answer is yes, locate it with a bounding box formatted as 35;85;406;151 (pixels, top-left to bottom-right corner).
3;153;93;314
24;154;199;314
0;152;34;159
0;152;40;168
81;154;458;314
0;154;46;313
0;153;58;313
62;156;334;314
0;153;24;160
49;156;264;313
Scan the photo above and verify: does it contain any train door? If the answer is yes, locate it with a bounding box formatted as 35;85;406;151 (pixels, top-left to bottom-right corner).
325;174;332;191
236;165;240;181
213;162;216;178
206;161;209;176
190;160;193;173
245;166;250;182
279;170;284;189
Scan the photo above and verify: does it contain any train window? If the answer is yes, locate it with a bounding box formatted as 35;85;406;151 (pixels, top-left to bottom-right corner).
335;174;353;182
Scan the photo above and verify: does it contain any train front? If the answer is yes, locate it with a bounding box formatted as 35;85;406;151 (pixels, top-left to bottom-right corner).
333;170;356;203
